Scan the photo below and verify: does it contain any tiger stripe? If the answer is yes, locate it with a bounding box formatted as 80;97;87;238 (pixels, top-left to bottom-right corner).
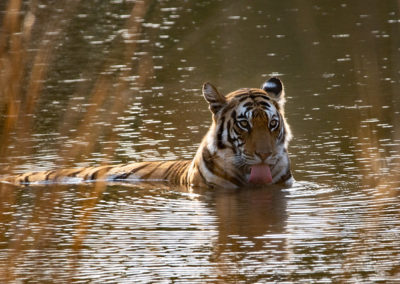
3;77;293;189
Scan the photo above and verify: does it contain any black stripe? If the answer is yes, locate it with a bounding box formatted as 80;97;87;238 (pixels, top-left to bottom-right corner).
210;103;222;113
238;96;250;102
201;147;242;187
130;163;151;174
91;171;98;180
113;172;130;180
259;101;271;108
234;92;250;98
163;163;177;180
279;169;292;184
217;116;226;149
230;110;237;120
277;125;285;142
257;96;271;101
270;156;281;172
226;120;238;154
45;171;54;181
196;163;208;185
82;167;95;180
67;169;84;177
174;161;190;184
250;94;270;100
113;163;150;180
90;168;104;180
231;168;247;185
244;107;253;115
232;125;241;136
164;161;188;183
90;166;113;180
226;172;244;187
277;113;285;142
237;93;270;102
171;162;183;184
219;105;230;118
202;147;215;173
141;162;167;180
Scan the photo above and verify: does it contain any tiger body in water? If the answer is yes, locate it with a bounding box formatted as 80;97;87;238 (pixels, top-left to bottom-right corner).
4;77;293;189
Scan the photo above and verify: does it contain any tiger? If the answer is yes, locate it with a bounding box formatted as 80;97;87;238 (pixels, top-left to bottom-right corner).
3;77;293;189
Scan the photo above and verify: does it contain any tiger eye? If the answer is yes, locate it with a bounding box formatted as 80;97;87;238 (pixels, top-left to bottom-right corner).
270;119;278;128
237;120;249;129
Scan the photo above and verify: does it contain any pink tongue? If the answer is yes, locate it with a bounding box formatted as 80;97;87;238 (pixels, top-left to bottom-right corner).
248;165;272;184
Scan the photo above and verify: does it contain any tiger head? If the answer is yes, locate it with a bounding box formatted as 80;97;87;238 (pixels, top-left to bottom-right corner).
199;77;293;188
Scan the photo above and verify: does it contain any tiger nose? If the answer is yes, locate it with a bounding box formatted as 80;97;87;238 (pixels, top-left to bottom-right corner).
256;151;271;161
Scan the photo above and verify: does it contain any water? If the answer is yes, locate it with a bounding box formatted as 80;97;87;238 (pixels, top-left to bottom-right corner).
1;0;400;282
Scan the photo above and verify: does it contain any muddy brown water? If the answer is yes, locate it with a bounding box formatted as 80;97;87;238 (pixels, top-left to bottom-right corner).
1;1;400;282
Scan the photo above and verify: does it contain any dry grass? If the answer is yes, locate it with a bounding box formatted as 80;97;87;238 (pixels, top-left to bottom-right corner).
1;0;152;171
0;0;152;281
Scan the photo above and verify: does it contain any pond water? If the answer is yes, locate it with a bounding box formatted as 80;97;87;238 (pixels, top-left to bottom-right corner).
1;0;400;282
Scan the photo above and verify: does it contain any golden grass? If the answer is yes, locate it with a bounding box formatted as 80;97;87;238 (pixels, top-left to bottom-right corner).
0;0;152;281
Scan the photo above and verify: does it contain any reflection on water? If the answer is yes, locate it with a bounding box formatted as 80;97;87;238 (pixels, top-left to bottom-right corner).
1;0;400;282
2;181;399;282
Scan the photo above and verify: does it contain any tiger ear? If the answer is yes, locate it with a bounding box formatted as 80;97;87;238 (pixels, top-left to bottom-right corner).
202;82;227;114
262;77;285;105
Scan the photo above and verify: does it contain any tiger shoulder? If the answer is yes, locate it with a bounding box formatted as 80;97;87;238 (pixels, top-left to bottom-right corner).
4;77;294;189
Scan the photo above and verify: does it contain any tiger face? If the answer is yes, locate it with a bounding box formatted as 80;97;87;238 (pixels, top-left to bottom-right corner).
199;77;292;187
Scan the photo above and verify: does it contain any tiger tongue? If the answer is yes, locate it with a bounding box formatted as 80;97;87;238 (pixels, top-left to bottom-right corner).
248;164;272;184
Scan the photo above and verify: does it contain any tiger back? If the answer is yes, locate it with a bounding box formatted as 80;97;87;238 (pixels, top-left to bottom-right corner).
3;77;293;189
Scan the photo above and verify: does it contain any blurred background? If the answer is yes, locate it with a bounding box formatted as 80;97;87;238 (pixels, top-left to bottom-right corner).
1;0;400;282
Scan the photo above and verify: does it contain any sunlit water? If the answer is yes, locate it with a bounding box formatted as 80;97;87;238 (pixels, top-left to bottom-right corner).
1;1;400;282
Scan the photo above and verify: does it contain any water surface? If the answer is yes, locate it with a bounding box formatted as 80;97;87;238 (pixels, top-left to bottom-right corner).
1;0;400;282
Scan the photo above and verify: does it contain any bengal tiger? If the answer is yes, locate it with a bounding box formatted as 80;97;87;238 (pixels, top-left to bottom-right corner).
3;77;293;189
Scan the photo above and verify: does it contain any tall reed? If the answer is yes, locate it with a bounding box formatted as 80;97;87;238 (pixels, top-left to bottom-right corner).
0;0;152;281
